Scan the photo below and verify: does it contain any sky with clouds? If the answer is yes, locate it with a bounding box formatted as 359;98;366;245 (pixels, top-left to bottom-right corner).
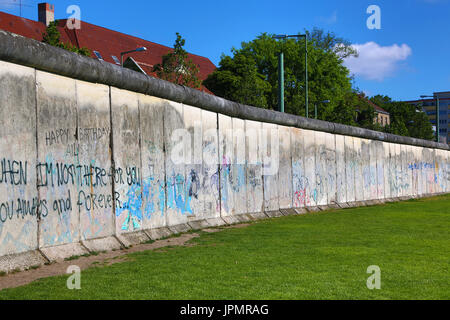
1;0;449;101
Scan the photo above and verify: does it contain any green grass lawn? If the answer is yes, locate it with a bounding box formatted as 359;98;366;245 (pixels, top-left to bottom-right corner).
1;195;449;300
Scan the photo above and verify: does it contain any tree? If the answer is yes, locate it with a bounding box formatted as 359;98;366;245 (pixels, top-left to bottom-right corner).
203;53;271;107
369;94;392;109
324;92;355;125
307;27;358;59
153;33;201;89
355;95;377;130
203;30;356;119
42;21;91;57
370;96;434;140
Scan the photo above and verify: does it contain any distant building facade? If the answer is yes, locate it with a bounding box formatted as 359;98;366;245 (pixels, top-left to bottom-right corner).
373;103;391;127
356;95;391;127
405;91;450;144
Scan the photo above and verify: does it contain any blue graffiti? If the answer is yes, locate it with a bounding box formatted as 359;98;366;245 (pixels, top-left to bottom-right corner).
116;184;142;231
408;162;436;170
167;173;193;215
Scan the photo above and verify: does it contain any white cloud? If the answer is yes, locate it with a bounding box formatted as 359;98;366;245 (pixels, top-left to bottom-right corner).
343;42;412;81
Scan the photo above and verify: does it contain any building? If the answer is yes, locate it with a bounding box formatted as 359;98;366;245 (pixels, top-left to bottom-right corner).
405;91;450;144
369;99;390;127
0;3;216;93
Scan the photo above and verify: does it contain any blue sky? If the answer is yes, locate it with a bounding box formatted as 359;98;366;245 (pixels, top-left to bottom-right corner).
1;0;449;101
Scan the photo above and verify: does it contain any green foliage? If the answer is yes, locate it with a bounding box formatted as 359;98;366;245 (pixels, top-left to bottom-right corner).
370;95;434;140
202;29;433;141
203;53;271;107
369;94;392;109
355;93;378;130
153;33;201;89
41;21;61;46
323;91;358;126
307;27;358;59
42;21;91;57
203;30;355;119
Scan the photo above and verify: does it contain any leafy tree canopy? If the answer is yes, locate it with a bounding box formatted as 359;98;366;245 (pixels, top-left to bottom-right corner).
370;95;434;140
153;33;201;89
203;28;434;141
203;29;357;120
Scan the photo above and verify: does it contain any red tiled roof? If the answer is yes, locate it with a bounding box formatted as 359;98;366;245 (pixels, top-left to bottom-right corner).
0;11;48;40
357;94;389;114
0;10;216;93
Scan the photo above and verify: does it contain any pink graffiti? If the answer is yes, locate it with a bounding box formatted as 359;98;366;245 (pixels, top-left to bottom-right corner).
294;189;310;207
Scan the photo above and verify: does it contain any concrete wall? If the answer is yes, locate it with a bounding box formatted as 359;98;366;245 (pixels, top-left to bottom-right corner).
0;33;450;268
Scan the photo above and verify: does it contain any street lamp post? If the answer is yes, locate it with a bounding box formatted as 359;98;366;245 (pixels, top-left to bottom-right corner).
121;47;147;67
279;51;285;113
272;34;308;116
421;94;440;142
314;100;330;119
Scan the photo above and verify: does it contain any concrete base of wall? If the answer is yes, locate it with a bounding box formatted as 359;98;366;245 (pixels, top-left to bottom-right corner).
0;250;48;273
280;208;298;216
265;210;284;218
117;231;152;248
145;227;173;240
348;201;368;207
294;208;308;215
336;203;350;209
245;213;260;221
305;206;321;213
221;215;242;225
248;212;269;220
81;236;123;253
235;214;254;223
40;243;89;262
169;224;192;235
188;220;211;230
205;217;227;227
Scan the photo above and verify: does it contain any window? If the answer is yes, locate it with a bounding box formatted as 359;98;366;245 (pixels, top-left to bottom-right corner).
93;51;103;60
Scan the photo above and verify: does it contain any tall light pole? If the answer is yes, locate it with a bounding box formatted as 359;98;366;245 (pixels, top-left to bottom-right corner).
121;47;147;67
421;94;440;142
272;34;308;116
314;100;330;119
